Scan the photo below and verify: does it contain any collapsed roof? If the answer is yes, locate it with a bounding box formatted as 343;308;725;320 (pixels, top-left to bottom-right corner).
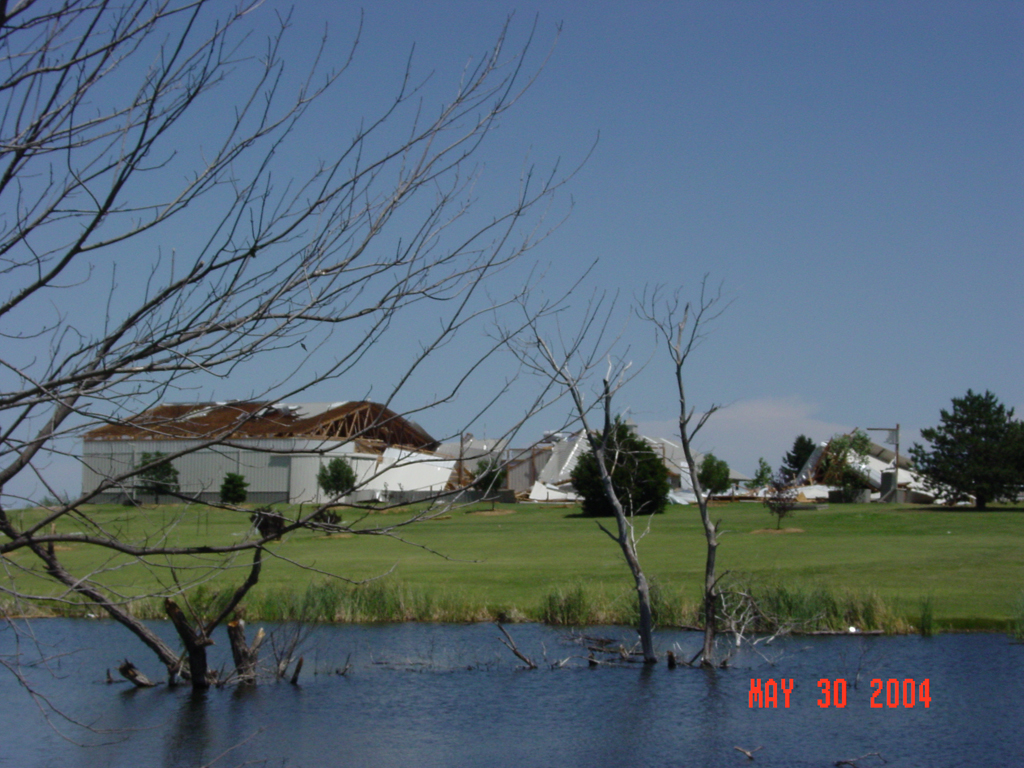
523;430;741;503
435;437;507;463
794;435;932;501
794;439;914;489
83;401;439;452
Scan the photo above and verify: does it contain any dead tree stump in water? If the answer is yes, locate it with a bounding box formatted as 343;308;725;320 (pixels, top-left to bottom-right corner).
118;660;158;687
165;598;214;689
227;619;265;684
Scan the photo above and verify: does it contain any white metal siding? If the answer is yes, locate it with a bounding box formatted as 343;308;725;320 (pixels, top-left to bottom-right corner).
81;437;440;504
290;451;380;503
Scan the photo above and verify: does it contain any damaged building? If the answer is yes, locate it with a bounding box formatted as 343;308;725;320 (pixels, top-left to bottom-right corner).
503;429;745;504
81;401;455;504
791;436;933;504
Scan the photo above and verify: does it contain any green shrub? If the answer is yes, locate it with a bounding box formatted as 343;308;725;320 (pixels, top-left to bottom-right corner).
698;452;731;496
219;472;248;504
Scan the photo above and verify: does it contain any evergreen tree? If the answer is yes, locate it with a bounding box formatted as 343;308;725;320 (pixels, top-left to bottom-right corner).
473;459;507;493
135;452;179;504
698;452;731;496
781;435;816;481
747;457;773;490
570;420;670;517
317;457;356;498
219;473;249;505
909;389;1024;510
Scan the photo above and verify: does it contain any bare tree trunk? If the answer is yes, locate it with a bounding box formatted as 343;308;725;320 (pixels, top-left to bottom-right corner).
165;599;213;690
290;657;304;685
518;309;660;663
700;515;719;663
592;446;657;664
118;660;159;688
639;279;728;667
227;621;265;684
634;573;657;663
165;547;264;690
9;533;183;676
682;435;720;666
571;381;658;662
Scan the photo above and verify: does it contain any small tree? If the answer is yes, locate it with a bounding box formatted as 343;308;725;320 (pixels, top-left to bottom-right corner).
473;459;507;495
698;453;731;497
135;453;179;504
317;457;357;500
638;277;729;666
781;435;817;481
747;457;773;490
571;420;670;518
764;471;798;529
909;389;1024;510
219;473;249;505
820;430;872;502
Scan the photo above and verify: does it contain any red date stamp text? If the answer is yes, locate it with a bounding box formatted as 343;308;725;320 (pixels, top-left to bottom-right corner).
748;678;931;709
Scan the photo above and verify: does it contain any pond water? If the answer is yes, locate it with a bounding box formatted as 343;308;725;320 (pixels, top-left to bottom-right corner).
1;619;1021;767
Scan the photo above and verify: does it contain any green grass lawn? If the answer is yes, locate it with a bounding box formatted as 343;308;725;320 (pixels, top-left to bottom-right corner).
5;500;1023;629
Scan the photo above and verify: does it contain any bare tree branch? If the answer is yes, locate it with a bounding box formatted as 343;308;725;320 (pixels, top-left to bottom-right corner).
510;294;658;663
637;275;729;666
0;2;581;696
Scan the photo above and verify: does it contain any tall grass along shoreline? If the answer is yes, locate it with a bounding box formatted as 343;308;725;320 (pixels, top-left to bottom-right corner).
15;577;1012;635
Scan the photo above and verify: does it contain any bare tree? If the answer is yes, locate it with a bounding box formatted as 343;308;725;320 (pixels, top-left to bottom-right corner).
764;470;798;529
639;278;728;667
0;1;574;689
514;297;659;664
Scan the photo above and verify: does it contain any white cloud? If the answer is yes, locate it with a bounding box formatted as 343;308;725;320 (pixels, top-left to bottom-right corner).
637;396;851;477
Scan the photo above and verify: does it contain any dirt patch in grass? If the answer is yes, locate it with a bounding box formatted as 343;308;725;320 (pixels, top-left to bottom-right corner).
468;509;517;516
750;528;805;534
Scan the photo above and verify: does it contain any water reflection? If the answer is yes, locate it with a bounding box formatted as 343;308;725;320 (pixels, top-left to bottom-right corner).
166;690;213;766
695;666;733;763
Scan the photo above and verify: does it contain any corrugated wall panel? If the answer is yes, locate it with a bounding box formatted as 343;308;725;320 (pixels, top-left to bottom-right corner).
289;455;319;503
81;443;122;495
505;446;552;493
289;452;380;503
82;438;357;500
81;441;156;494
347;454;381;501
175;450;237;495
239;453;288;494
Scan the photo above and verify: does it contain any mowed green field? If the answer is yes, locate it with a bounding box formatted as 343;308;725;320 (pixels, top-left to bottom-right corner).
5;501;1022;628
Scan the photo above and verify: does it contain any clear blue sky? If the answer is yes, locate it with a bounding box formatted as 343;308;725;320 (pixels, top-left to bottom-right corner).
289;0;1022;475
8;1;1022;502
